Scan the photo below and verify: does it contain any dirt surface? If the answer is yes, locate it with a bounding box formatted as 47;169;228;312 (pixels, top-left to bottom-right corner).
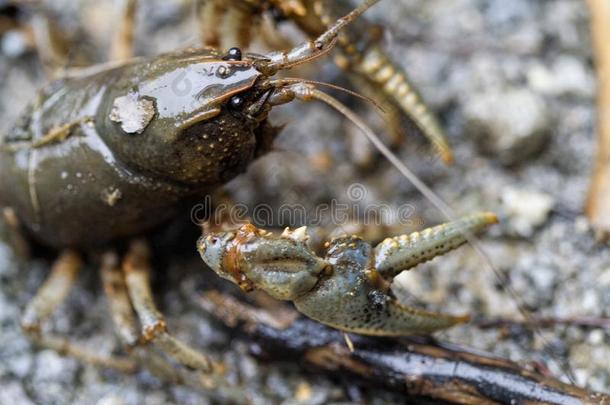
0;0;608;403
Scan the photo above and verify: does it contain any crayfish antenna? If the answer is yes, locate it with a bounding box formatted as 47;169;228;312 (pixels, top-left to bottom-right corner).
287;83;457;218
260;0;381;73
286;84;505;311
267;77;386;113
288;83;579;382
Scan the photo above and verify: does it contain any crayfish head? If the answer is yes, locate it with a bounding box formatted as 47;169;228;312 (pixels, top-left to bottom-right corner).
102;48;278;187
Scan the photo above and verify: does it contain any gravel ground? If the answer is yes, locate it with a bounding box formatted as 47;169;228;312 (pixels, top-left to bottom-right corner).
0;0;608;403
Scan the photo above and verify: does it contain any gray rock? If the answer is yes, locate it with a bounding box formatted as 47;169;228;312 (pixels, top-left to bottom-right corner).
504;25;544;54
32;350;79;384
1;31;30;58
464;88;551;165
485;0;534;27
0;0;608;399
527;56;595;98
95;394;127;405
0;381;35;405
5;351;33;378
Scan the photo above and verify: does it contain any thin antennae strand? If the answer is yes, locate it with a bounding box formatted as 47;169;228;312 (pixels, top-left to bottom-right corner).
302;87;576;384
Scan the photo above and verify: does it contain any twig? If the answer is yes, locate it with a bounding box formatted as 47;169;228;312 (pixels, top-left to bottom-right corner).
586;0;610;240
200;292;610;405
475;316;610;330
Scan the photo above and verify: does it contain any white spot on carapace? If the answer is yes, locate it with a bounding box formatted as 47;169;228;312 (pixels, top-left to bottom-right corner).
109;91;156;134
102;187;123;207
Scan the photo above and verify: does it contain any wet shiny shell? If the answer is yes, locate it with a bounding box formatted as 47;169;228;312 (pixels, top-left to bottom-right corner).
0;49;272;248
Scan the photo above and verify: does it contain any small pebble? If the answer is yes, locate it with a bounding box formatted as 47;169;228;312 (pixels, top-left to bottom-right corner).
501;187;554;236
464;88;551;165
1;31;29;58
0;381;35;405
587;330;605;346
527;56;594;98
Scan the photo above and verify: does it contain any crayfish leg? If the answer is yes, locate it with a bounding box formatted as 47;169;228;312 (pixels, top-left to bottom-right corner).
100;251;139;348
196;0;258;50
109;0;138;61
101;250;187;384
2;207;30;259
21;250;136;372
30;11;74;78
121;240;256;400
196;0;225;48
121;240;216;373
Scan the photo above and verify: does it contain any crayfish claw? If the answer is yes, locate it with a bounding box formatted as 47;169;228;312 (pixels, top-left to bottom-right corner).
199;214;496;336
293;235;471;335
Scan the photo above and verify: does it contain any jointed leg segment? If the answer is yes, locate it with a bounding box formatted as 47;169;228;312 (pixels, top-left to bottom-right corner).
199;0;453;161
21;250;81;331
110;0;138;61
196;0;226;48
23;241;222;380
100;251;140;348
122;240;215;373
21;250;136;372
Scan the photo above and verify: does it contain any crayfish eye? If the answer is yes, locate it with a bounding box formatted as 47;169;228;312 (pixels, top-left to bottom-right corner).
229;95;244;109
224;47;242;61
269;6;287;23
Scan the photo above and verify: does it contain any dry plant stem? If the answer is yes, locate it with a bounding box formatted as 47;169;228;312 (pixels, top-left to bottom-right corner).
201;292;610;405
586;0;610;239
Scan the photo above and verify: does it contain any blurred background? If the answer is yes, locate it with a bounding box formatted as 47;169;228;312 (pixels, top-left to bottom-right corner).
0;0;608;403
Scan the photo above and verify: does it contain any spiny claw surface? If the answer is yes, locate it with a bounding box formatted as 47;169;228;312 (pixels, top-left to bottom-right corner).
374;212;498;278
198;212;497;336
